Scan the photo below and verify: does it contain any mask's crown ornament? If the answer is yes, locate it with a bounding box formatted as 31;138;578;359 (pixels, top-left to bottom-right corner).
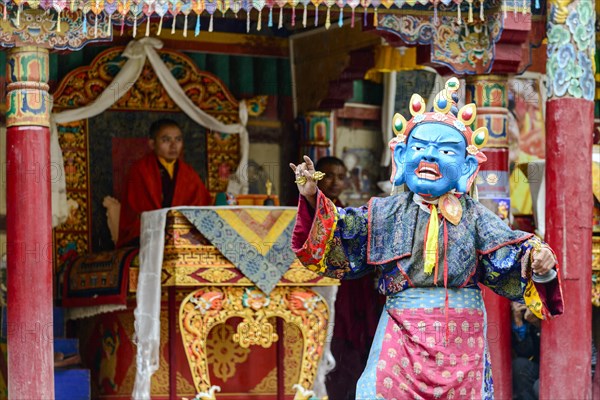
390;77;488;159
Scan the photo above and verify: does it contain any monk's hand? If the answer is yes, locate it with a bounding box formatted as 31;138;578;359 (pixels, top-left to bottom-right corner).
289;155;318;207
531;245;557;276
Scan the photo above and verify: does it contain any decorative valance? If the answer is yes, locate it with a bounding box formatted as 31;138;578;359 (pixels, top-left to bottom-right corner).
0;0;536;47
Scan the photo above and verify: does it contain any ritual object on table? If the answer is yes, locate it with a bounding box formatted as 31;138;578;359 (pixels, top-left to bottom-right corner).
263;179;276;206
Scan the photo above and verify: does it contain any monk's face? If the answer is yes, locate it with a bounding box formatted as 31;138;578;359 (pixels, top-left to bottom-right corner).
150;125;183;162
317;163;347;201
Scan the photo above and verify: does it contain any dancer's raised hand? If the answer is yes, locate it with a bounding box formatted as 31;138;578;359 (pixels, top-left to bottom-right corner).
289;155;323;208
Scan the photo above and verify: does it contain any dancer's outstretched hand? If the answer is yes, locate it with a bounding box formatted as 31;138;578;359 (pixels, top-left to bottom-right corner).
289;155;319;208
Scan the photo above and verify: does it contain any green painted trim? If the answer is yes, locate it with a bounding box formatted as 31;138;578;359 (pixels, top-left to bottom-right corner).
255;57;278;95
230;56;255;97
0;52;5;79
207;54;230;88
349;80;383;105
188;53;207;72
278;58;292;97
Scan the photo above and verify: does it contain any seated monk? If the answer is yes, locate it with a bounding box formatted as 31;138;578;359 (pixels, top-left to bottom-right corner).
116;119;211;248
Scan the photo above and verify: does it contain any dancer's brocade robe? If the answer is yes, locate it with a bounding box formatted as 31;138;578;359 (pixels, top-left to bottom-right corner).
292;191;563;400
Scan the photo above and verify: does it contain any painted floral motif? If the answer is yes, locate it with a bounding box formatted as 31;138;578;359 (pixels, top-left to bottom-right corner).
546;0;595;100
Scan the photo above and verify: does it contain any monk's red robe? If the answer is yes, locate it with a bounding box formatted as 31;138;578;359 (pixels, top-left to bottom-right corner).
117;153;211;248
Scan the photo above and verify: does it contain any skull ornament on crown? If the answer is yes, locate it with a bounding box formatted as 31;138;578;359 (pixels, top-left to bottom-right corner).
389;78;488;202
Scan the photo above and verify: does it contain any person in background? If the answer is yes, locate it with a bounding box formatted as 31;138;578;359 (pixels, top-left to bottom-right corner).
117;119;211;248
315;156;385;400
315;157;347;207
511;301;541;400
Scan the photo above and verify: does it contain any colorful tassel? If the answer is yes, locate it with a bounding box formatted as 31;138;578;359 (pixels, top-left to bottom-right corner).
302;2;307;27
278;6;283;28
268;5;272;26
467;0;472;22
157;14;163;35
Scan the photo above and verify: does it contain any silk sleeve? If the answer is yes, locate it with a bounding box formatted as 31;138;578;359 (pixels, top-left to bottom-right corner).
291;190;372;280
480;235;563;319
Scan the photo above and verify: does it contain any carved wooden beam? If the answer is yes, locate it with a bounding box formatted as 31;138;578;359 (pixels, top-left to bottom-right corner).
372;1;541;75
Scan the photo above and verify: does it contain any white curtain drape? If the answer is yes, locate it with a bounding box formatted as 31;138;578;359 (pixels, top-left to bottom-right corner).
50;38;250;226
311;285;337;398
132;208;168;400
380;71;397;168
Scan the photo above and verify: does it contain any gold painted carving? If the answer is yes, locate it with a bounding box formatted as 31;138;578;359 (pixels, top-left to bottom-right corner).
234;318;278;348
198;269;238;283
206;324;250;382
246;95;268;117
593;237;600;271
180;286;330;395
251;368;278;393
284;264;324;283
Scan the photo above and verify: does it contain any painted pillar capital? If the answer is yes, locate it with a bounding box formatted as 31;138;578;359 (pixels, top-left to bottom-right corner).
465;75;509;148
546;0;596;101
5;46;50;128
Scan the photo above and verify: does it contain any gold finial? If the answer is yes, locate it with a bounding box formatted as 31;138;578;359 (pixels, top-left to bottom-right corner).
266;179;272;196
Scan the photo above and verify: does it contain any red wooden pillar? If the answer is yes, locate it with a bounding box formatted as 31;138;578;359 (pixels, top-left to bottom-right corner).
5;46;54;399
466;75;512;400
540;1;595;399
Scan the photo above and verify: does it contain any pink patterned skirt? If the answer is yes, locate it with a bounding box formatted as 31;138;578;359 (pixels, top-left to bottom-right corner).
355;287;493;400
